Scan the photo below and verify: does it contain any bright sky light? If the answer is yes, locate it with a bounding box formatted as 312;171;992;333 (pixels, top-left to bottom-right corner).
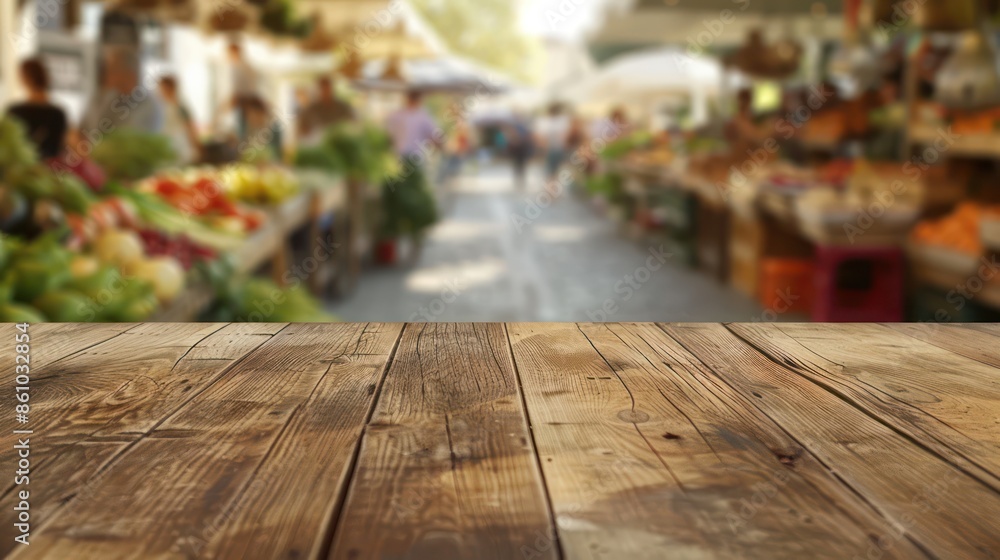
520;0;609;40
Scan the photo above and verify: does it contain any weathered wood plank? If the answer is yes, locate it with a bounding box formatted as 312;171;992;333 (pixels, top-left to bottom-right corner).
729;323;1000;491
10;323;398;559
202;323;404;560
665;323;1000;559
507;323;926;560
885;323;1000;369
329;323;556;560
18;323;133;374
0;323;284;557
943;323;1000;338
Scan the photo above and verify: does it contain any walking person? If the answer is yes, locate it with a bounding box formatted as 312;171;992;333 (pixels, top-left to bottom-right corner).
535;102;571;184
507;115;533;191
384;89;441;263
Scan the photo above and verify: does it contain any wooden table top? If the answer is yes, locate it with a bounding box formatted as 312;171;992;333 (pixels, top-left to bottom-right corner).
3;323;1000;559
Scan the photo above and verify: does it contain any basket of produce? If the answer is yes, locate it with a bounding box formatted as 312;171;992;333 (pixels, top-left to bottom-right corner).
909;203;993;275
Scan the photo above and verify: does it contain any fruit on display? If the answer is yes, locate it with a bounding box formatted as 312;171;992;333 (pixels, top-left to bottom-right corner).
0;232;161;322
136;229;216;271
218;164;300;206
70;254;101;278
144;172;268;232
89;227;188;304
90;130;176;182
910;202;1000;256
94;229;145;268
110;184;245;252
129;257;186;303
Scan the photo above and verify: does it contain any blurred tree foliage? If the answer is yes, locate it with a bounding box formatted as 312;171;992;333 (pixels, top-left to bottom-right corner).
408;0;540;82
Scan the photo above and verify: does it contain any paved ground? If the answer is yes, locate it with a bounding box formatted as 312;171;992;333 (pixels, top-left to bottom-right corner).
328;164;764;322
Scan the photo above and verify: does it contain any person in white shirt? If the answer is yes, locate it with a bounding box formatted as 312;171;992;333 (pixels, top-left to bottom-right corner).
226;41;260;140
81;49;164;136
535;102;572;182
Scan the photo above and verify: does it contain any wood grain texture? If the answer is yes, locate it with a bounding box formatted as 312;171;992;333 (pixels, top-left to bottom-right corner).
8;323;397;559
0;323;268;557
3;322;999;560
885;322;1000;369
329;323;556;560
729;322;1000;490
508;323;924;560
201;323;404;560
665;323;1000;559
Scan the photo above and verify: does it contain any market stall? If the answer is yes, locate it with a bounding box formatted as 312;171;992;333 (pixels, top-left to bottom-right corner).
577;0;1000;323
0;0;454;323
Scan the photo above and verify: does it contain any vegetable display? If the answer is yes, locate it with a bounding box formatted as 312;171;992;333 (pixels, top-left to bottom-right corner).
295;122;400;184
90;130;176;182
0;232;165;322
0;117;96;239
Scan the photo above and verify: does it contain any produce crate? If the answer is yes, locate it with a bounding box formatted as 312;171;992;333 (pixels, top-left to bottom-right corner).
729;212;813;298
759;258;815;315
813;245;905;322
729;213;763;298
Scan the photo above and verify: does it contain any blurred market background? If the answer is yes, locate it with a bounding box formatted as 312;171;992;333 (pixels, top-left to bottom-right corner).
2;0;1000;323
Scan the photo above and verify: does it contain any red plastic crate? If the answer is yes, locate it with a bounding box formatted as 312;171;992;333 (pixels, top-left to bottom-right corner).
812;245;904;322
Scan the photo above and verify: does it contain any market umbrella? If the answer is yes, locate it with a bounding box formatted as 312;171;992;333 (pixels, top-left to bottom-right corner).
569;48;723;104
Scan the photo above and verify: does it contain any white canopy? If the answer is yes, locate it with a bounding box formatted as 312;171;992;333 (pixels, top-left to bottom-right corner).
567;48;728;120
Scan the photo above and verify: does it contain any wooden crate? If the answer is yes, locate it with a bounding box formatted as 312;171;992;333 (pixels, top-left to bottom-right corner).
729;212;813;298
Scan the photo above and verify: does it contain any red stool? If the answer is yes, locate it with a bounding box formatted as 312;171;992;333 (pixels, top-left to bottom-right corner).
812;245;904;322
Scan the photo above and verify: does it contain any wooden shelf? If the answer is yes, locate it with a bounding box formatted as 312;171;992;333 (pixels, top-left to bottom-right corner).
909;123;1000;159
